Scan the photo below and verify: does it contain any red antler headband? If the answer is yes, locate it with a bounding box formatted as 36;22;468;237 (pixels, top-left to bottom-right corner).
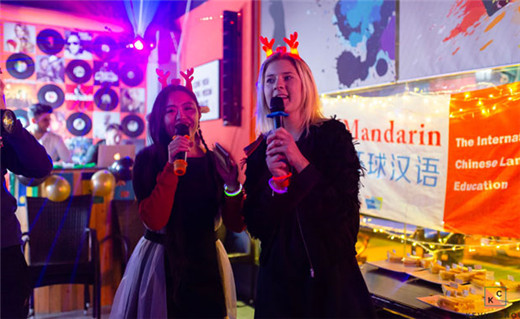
156;68;195;90
260;31;300;59
155;68;209;113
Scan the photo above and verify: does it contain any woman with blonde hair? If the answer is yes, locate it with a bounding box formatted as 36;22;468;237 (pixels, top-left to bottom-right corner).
243;33;375;318
7;23;35;53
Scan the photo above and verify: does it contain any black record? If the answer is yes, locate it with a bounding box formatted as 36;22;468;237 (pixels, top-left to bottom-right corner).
6;53;35;79
66;112;92;136
121;114;144;138
94;87;118;111
65;60;92;84
36;29;65;55
93;35;118;60
38;84;65;109
13;109;29;128
119;63;143;87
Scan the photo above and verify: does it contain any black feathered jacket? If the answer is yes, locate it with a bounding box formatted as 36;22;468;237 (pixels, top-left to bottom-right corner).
243;119;374;317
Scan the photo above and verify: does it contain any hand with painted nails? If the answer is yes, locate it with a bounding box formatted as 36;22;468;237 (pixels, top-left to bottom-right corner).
266;127;309;174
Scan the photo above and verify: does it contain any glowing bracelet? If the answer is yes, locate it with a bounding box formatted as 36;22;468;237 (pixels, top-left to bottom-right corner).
268;177;288;194
271;172;292;181
271;172;292;188
224;183;243;197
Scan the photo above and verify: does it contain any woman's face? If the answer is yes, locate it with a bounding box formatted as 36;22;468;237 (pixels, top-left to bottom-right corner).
106;128;122;145
263;59;303;115
40;57;49;69
163;90;200;139
15;25;25;38
67;35;81;55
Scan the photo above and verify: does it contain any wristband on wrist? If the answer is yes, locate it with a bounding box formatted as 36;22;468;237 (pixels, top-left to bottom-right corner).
271;172;292;188
224;183;243;197
268;177;288;194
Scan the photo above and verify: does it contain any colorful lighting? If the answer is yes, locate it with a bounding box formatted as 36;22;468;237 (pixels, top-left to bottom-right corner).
134;38;144;51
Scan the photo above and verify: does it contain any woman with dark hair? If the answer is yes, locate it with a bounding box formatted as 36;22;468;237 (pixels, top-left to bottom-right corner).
110;83;244;318
243;33;375;318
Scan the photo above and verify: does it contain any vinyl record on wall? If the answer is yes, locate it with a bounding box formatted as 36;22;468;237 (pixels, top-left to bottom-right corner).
65;60;92;84
94;86;118;111
119;63;143;87
13;109;29;128
37;29;65;55
38;84;65;108
92;35;118;60
121;114;144;137
6;53;35;79
66;112;92;136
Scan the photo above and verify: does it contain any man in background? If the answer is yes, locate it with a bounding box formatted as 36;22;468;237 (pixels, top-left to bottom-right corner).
1;70;53;317
27;103;71;163
84;123;123;165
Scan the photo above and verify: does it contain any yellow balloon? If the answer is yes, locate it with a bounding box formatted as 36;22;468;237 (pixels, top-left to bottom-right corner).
91;170;116;197
43;175;71;202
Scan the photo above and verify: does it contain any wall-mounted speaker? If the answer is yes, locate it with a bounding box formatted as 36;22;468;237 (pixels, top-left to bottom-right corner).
222;10;241;126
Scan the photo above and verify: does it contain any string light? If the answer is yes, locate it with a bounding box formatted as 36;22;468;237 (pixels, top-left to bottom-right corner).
321;82;519;122
359;216;520;257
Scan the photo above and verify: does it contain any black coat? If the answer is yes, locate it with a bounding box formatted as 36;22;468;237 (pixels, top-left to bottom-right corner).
243;119;375;318
1;117;52;248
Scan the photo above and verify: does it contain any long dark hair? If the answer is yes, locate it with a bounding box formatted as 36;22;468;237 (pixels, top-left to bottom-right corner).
148;84;200;148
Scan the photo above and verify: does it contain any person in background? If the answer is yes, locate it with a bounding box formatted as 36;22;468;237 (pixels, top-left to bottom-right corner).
84;123;123;165
1;70;53;318
27;103;71;163
110;82;245;318
242;34;375;318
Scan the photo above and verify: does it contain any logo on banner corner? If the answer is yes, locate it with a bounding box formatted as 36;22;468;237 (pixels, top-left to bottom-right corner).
365;196;383;210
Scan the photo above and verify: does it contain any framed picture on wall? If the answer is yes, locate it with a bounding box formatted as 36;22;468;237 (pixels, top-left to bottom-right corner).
192;59;220;122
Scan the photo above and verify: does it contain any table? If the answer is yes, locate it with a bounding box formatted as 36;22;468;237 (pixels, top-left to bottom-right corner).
361;263;520;318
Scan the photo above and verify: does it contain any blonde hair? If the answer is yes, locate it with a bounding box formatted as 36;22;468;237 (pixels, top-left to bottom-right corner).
255;52;325;135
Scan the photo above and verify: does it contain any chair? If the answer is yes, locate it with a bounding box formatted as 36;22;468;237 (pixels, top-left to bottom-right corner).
23;195;101;318
100;199;145;275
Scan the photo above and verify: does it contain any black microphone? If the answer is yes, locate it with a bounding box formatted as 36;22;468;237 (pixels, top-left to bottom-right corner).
267;96;287;129
173;123;189;176
266;97;291;189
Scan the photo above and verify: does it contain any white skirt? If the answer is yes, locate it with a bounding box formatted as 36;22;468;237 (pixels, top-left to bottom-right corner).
110;237;237;319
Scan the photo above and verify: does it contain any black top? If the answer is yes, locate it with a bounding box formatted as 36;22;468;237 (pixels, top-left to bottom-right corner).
84;139;106;165
133;144;226;318
1;117;52;248
243;119;375;318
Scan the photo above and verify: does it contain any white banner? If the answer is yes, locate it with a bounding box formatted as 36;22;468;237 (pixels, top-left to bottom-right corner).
322;94;451;229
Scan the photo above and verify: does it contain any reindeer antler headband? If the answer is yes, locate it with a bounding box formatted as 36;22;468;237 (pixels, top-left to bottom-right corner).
260;31;300;59
156;68;209;113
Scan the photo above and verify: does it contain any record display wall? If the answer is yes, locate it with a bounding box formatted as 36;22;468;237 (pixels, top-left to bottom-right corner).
2;19;147;164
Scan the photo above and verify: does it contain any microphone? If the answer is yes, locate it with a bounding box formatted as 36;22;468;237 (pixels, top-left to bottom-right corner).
266;97;291;190
173;123;189;176
267;96;287;129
